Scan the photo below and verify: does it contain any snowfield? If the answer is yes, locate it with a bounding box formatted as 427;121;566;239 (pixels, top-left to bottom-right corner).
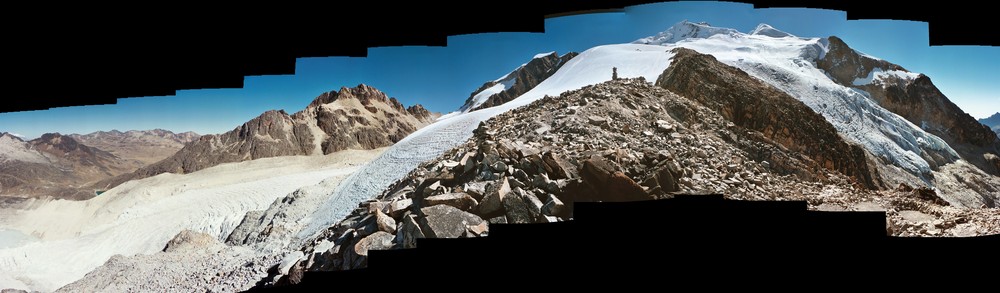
0;149;382;292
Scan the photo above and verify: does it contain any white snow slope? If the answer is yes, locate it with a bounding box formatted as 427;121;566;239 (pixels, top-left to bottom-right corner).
0;150;380;292
634;21;959;176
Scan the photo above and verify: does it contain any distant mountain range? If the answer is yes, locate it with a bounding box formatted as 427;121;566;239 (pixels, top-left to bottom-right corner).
0;129;198;201
91;84;438;191
980;112;1000;136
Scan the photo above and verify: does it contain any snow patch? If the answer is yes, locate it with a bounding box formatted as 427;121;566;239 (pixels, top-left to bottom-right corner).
533;51;556;59
852;68;921;86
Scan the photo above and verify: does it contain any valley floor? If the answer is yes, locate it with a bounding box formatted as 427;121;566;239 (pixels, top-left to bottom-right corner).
0;148;384;292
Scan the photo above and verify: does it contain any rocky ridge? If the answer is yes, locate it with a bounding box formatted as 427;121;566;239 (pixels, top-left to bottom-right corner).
92;84;438;191
259;77;1000;286
459;51;578;112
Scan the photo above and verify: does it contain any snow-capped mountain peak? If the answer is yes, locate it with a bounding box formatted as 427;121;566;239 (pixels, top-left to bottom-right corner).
750;23;794;38
633;20;742;45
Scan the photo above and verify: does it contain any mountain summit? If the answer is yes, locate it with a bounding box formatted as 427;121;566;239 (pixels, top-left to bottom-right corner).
749;23;793;37
633;20;742;45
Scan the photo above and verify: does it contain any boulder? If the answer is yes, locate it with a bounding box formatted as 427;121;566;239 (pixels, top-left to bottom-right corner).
588;115;608;126
163;230;220;253
541;152;575;179
277;251;305;275
460;151;478;174
353;231;394;257
542;194;566;217
420;205;487;238
388;198;413;218
655;120;674;132
503;188;539;224
425;192;479;212
579;156;649;202
463;181;489;200
375;210;396;234
656;165;680;192
467;221;489;237
395;214;424;249
478;177;510;216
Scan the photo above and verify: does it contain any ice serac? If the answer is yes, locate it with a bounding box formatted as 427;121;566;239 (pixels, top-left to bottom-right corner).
92;84;439;191
458;51;579;113
633;20;741;45
817;36;1000;175
657;48;881;189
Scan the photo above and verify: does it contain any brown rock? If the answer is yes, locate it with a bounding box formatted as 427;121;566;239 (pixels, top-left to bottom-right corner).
478;177;510;216
655;165;680;193
395;214;424;249
541;152;576;179
503;188;541;224
388;198;413;218
375;211;396;234
353;231;394;257
420;205;487;238
541;194;566;217
425;192;480;212
467;222;489;237
579;156;649;202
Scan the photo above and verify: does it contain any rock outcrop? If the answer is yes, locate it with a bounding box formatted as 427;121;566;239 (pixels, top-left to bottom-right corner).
657;48;882;189
459;52;578;112
92;84;439;191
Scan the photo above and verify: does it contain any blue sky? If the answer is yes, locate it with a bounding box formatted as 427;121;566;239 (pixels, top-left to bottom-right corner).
2;1;996;139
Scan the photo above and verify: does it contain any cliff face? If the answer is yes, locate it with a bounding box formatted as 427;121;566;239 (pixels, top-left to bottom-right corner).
658;48;881;189
817;36;1000;176
93;84;439;191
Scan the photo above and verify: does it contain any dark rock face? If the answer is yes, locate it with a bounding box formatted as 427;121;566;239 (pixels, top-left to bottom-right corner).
93;84;439;190
459;52;578;112
817;36;1000;176
816;36;905;87
657;48;881;189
